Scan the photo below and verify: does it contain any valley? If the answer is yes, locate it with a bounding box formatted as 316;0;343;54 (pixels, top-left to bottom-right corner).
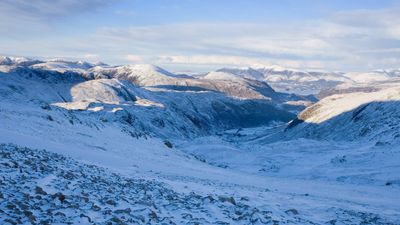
0;56;399;224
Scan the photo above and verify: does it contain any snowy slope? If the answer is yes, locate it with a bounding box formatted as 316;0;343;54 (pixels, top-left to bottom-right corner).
343;71;391;83
284;86;400;144
214;67;265;80
31;59;97;75
92;64;178;86
318;77;400;98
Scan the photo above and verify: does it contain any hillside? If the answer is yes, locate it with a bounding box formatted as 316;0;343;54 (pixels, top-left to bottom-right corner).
285;86;400;144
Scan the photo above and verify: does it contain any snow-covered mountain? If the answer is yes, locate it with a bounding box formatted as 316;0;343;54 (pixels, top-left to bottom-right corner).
91;64;315;111
31;58;100;73
215;66;350;95
284;84;400;145
1;56;400;224
0;57;303;140
0;56;43;67
318;76;400;98
213;66;400;97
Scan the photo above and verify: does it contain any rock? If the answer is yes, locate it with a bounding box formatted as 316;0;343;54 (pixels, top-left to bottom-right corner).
91;204;102;211
4;219;17;225
6;203;16;210
218;196;236;205
80;213;92;223
328;219;337;225
285;208;299;215
23;210;36;222
39;219;52;224
203;195;215;202
115;208;132;214
106;199;117;206
110;216;124;224
54;212;66;217
149;210;159;221
53;193;66;203
240;196;250;201
163;140;173;148
35;186;47;195
40;103;51;110
62;171;76;180
82;196;89;203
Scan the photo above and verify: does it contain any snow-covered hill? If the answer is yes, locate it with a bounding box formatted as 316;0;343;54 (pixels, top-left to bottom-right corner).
284;85;400;145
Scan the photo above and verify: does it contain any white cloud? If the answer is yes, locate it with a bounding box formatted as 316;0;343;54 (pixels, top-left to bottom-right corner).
0;0;115;33
83;53;100;61
117;8;399;71
154;54;331;70
1;3;399;72
157;55;262;66
0;0;113;19
125;54;145;63
95;23;338;58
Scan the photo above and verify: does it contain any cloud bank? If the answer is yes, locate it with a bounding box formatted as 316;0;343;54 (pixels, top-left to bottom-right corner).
94;8;400;71
0;1;399;72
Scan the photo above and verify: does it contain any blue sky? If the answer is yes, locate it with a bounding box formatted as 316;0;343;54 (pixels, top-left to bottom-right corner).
1;0;399;72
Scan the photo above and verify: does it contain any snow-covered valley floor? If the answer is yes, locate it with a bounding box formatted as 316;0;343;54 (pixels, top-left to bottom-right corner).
1;102;399;224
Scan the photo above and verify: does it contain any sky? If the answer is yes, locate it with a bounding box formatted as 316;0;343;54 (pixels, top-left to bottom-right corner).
1;0;400;72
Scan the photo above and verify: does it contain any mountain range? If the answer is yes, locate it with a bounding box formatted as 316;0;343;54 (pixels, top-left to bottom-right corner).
1;55;399;224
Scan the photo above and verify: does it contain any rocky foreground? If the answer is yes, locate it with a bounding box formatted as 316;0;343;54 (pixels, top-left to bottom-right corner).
0;144;303;225
1;144;395;225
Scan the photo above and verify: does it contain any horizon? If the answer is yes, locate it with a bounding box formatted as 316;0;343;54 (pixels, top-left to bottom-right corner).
2;54;399;74
1;0;400;72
